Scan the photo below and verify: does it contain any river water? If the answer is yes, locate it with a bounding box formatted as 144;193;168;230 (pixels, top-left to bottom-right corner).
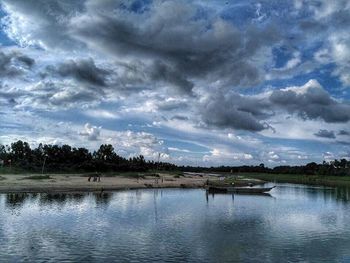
1;183;350;262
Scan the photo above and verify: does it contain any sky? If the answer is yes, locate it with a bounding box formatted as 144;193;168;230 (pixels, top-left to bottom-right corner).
0;0;350;167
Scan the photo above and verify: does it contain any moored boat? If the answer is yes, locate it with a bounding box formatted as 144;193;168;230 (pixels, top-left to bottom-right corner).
207;186;275;194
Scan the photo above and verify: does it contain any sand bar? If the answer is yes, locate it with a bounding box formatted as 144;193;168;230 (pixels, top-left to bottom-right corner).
0;173;211;193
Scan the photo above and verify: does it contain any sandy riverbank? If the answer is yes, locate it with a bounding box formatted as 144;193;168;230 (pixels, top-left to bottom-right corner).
0;173;212;193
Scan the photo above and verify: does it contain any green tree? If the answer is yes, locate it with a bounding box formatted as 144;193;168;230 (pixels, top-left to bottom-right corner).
94;144;116;161
10;140;32;162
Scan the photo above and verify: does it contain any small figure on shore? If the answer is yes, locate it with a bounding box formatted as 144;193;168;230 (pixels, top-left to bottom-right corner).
161;176;164;183
92;172;101;182
88;176;92;182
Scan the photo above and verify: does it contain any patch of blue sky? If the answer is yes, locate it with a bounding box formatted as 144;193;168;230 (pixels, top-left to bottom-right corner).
287;64;344;95
167;150;204;161
220;1;296;28
191;5;211;23
125;123;249;155
41;109;149;132
242;63;344;97
220;3;256;28
36;109;84;124
0;30;14;46
161;138;210;154
314;65;348;95
0;124;33;131
272;45;296;68
119;0;152;14
135;125;205;148
260;134;335;153
0;8;15;46
273;70;324;88
300;38;325;53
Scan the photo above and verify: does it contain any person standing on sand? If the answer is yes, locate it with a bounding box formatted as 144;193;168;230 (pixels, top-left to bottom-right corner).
92;172;101;182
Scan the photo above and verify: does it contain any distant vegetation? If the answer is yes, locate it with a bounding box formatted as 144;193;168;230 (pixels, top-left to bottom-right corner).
0;140;177;173
180;161;350;177
0;140;349;176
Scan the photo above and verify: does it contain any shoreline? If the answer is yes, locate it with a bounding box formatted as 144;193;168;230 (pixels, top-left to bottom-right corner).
3;172;348;194
0;173;209;194
0;184;205;194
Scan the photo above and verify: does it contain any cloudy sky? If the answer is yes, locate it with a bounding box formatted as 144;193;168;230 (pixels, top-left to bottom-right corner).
0;0;350;166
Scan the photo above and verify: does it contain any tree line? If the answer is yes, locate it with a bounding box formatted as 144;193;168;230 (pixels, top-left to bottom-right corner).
0;140;349;176
0;140;177;173
179;160;350;177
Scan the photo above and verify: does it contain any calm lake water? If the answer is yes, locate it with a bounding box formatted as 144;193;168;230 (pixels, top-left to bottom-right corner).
1;183;350;262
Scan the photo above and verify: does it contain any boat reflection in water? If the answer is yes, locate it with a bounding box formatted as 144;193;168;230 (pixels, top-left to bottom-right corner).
205;188;273;203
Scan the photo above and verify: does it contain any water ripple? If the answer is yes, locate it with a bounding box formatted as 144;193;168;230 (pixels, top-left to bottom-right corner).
0;186;350;262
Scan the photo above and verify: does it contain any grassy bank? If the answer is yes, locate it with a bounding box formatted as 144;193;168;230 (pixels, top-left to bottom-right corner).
0;167;29;175
242;173;350;187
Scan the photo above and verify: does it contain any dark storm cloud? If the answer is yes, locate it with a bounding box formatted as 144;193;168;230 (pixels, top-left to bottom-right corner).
54;59;110;87
16;55;35;67
269;81;350;123
156;99;188;111
149;61;194;94
199;80;350;131
298;20;327;32
1;0;282;95
70;1;280;93
171;115;189;121
200;92;271;131
314;129;336;139
2;1;350;129
0;51;34;77
338;130;350;136
1;0;85;49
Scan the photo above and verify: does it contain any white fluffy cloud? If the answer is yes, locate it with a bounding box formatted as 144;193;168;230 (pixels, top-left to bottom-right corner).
79;123;101;141
203;148;254;165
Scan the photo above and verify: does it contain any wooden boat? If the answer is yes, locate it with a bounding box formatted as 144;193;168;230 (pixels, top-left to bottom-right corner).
207;186;275;194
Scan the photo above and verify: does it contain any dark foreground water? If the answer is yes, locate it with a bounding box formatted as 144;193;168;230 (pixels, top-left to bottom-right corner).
1;184;350;262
